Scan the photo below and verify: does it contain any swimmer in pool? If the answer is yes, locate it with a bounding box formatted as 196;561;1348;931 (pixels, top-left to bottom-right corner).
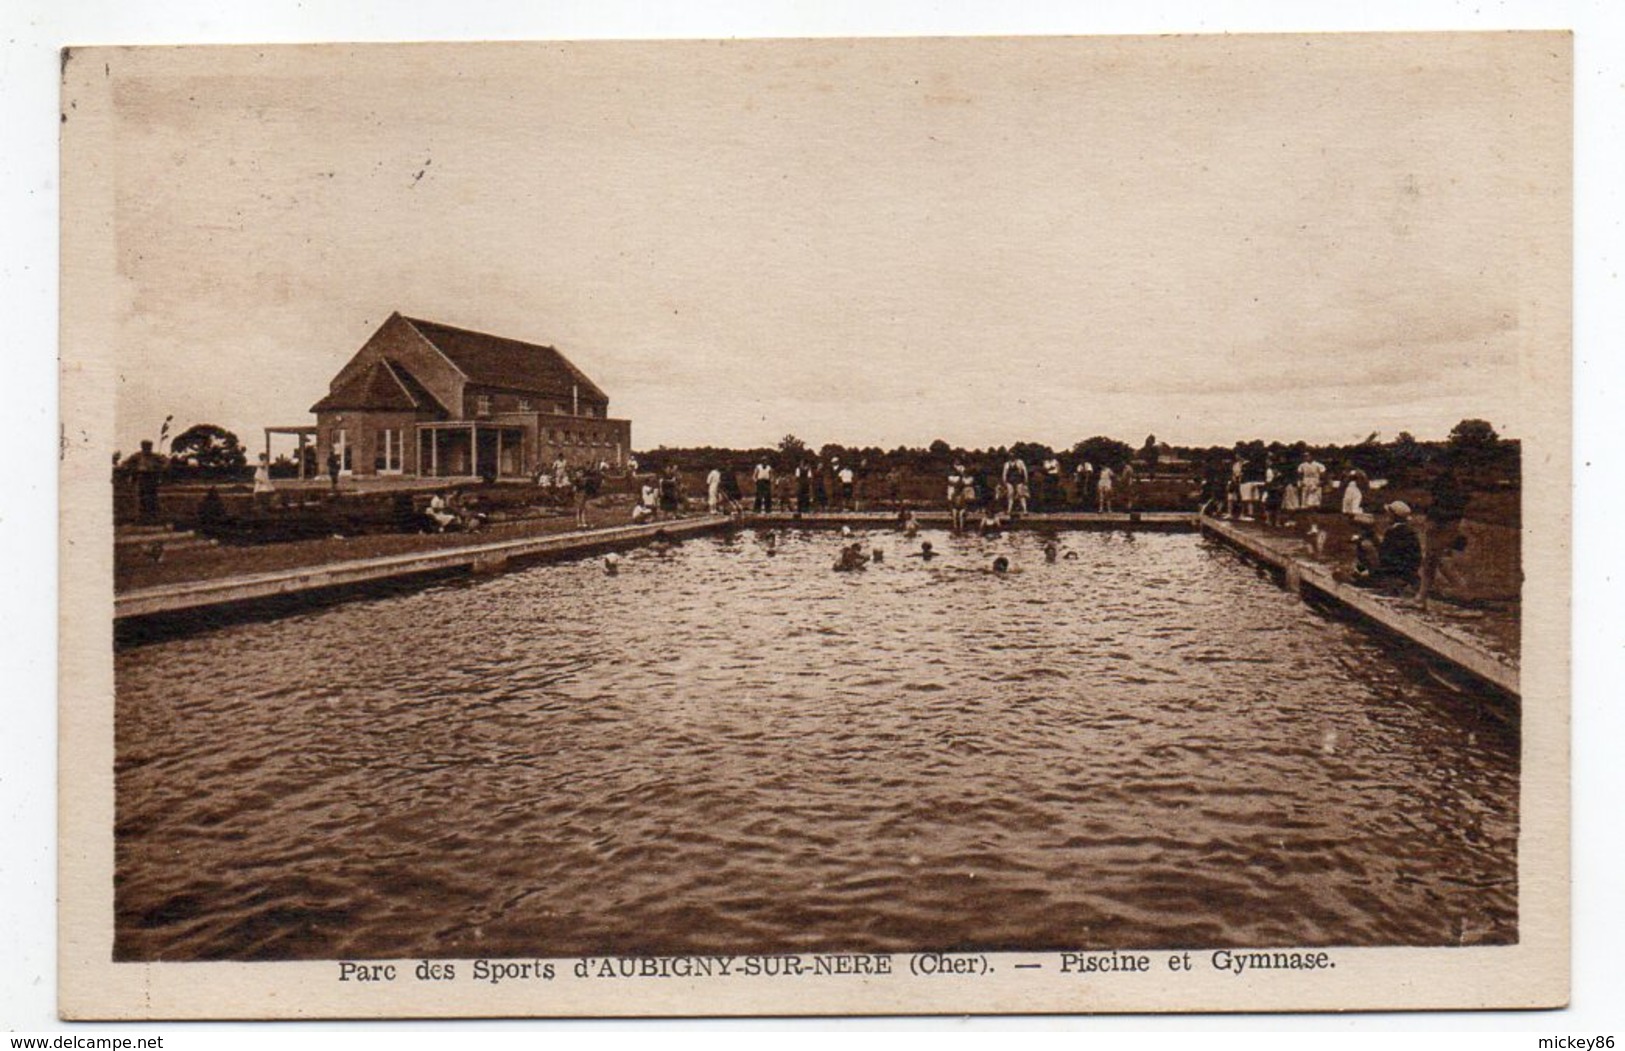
909;540;937;560
1043;541;1058;562
900;510;920;537
604;553;620;575
833;543;869;572
871;547;884;563
991;555;1011;573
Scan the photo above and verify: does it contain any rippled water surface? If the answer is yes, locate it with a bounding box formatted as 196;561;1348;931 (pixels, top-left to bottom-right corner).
115;529;1518;960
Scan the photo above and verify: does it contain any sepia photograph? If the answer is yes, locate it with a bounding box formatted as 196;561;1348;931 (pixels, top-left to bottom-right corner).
56;29;1570;1018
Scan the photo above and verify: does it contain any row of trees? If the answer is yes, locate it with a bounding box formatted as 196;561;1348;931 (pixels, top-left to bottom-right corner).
637;419;1516;485
114;417;1518;487
115;422;249;479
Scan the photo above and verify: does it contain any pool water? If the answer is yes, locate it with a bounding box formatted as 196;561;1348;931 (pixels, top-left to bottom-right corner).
114;528;1518;960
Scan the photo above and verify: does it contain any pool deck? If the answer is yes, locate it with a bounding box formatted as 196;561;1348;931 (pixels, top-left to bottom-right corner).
114;515;733;620
1199;515;1519;698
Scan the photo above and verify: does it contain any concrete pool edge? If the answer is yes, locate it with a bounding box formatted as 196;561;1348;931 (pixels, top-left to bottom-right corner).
113;515;736;621
1199;514;1520;699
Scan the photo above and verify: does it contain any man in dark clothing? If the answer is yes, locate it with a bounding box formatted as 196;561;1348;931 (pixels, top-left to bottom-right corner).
1353;500;1422;591
126;440;165;523
1377;506;1423;585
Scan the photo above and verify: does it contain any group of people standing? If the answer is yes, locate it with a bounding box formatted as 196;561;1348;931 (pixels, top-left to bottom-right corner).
633;464;696;524
638;453;1150;525
946;455;1137;531
746;457;875;514
1204;445;1474;606
1209;448;1330;524
531;456;606;527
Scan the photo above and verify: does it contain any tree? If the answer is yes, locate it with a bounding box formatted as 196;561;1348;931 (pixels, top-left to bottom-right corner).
778;434;808;460
1009;441;1053;466
1447;418;1502;474
169;424;247;473
1448;418;1499;450
1390;430;1426;469
1071;436;1134;470
928;439;952;457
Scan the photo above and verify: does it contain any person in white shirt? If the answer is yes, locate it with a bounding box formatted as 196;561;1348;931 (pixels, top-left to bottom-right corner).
427;492;457;532
753;461;773;512
838;463;856;510
1097;465;1117;513
706;467;722;513
1297;455;1326;511
1074;461;1095;509
1041;456;1062;511
252;454;276;508
1341;469;1366;516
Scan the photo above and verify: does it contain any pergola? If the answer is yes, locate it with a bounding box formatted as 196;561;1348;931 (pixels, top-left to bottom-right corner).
263;426;318;479
417;420;526;479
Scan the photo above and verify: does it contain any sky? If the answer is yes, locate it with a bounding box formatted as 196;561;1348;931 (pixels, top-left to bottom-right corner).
97;33;1568;455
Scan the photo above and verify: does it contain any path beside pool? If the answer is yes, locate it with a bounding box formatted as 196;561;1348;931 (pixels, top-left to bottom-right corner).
1201;515;1519;698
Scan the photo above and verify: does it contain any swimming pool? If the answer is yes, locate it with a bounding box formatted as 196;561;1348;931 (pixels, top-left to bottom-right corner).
114;528;1517;960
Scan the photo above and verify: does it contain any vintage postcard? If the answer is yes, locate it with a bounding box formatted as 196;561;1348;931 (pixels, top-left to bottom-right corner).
59;33;1570;1018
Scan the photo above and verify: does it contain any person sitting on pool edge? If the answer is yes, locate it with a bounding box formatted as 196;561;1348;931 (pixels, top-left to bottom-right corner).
1342;502;1422;592
426;491;458;532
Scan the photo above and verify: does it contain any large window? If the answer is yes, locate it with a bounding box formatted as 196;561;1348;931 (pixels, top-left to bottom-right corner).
376;428;402;473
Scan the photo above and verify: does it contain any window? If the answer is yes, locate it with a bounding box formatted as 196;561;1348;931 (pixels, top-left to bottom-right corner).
518;399;531;411
377;428;402;473
476;395;492;415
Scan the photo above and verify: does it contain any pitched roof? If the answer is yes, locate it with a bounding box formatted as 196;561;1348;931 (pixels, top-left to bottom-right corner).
401;315;608;403
310;358;446;415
